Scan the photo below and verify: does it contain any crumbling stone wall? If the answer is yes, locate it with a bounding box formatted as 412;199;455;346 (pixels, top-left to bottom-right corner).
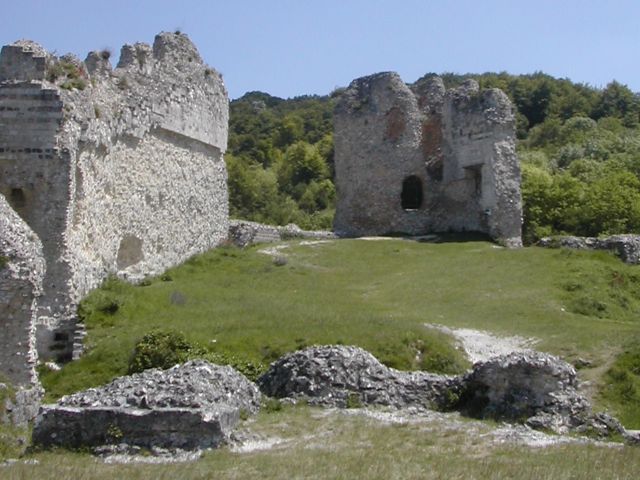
0;193;43;387
0;193;44;424
0;33;229;362
333;72;522;246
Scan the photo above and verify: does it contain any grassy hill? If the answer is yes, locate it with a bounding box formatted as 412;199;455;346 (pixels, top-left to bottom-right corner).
0;237;637;477
40;238;640;426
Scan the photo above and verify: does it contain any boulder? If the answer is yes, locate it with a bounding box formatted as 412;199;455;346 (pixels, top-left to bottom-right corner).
257;345;455;409
456;352;589;432
32;360;260;450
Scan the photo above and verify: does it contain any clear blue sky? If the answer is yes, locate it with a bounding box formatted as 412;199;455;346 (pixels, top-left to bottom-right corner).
2;0;639;99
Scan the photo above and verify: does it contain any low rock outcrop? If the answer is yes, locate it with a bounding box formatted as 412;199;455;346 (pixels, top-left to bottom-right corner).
258;346;629;439
32;360;260;450
257;345;458;409
539;235;640;265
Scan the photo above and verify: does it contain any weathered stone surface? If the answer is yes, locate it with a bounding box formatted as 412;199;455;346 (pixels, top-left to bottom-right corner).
32;406;236;450
456;352;589;431
257;345;455;409
228;220;336;248
0;194;43;387
2;385;44;426
258;346;631;439
539;235;640;265
0;193;44;424
0;32;229;362
333;72;522;247
32;360;260;449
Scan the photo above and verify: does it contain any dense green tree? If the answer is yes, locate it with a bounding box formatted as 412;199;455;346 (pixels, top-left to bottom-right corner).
593;81;640;127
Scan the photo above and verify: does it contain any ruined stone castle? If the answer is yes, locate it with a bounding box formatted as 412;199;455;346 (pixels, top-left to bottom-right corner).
333;72;522;246
0;33;229;396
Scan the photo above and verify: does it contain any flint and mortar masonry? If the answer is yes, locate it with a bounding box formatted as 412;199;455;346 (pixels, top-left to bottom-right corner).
0;32;230;363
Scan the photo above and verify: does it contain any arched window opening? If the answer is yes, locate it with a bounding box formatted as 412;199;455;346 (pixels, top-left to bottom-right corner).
401;175;423;210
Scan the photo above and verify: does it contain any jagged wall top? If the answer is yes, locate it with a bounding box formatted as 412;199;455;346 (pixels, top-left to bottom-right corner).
333;71;521;245
0;32;228;150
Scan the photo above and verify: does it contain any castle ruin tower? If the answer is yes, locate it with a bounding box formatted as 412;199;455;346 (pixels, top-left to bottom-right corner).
333;72;522;246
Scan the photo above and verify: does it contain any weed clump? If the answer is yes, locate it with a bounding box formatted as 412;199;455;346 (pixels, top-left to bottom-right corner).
128;329;204;374
128;329;267;380
77;289;122;322
47;59;87;90
601;343;640;428
346;392;362;409
262;398;283;413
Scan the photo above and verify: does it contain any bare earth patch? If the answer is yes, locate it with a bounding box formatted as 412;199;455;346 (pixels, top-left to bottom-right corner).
258;240;334;257
228;407;620;457
424;323;539;363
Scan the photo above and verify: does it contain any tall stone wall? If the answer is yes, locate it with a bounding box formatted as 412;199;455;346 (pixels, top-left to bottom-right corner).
0;193;44;387
333;72;522;246
0;32;229;362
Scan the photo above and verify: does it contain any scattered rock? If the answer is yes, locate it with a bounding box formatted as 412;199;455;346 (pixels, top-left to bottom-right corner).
95;443;203;464
457;352;586;428
228;220;336;248
539;235;640;264
32;360;260;450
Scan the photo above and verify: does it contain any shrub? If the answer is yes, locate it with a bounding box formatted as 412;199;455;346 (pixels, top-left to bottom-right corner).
77;290;122;321
128;329;205;374
47;60;87;90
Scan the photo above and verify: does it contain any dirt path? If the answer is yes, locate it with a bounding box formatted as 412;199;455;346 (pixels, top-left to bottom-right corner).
424;323;539;363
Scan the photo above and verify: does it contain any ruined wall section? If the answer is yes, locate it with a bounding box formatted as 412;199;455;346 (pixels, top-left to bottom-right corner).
0;32;229;360
441;82;521;246
0;69;74;348
334;72;426;235
61;32;229;303
333;72;522;245
0;193;44;387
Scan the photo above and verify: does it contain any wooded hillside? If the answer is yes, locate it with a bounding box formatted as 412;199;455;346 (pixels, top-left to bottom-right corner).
228;73;640;242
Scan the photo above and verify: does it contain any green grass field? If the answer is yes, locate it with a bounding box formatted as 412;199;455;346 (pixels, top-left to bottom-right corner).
5;238;640;475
